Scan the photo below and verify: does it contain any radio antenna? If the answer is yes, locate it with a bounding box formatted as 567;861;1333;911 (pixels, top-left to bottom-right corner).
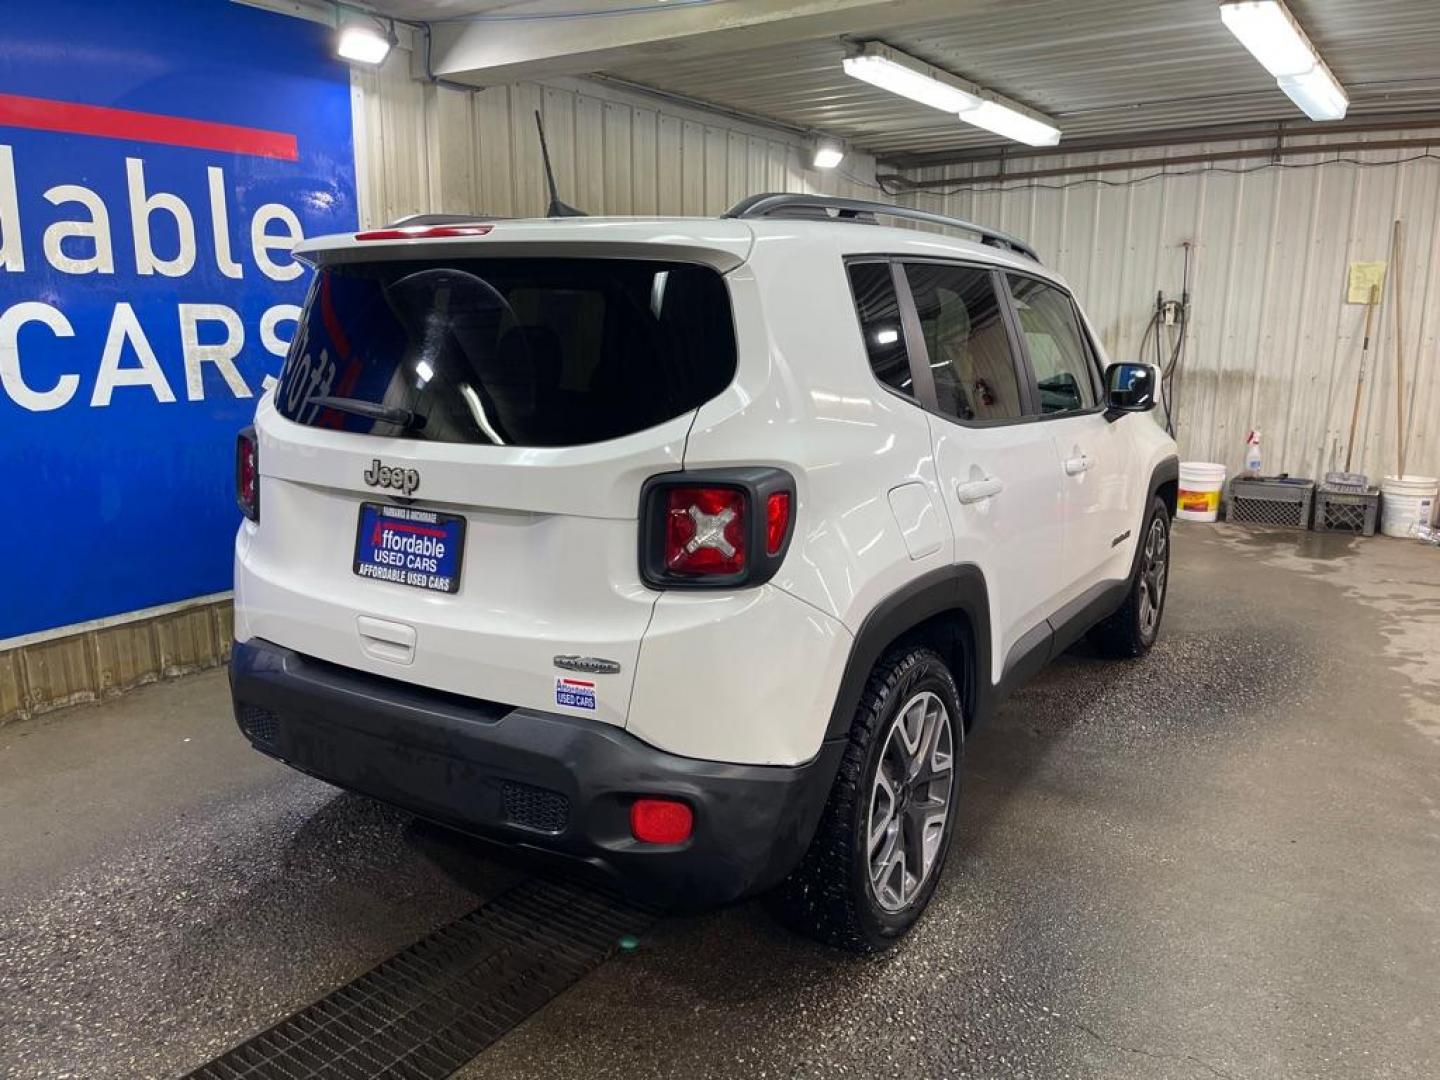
534;110;586;218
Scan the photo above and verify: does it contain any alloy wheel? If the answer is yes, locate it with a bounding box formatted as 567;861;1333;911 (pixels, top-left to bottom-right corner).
867;690;955;913
1138;515;1169;637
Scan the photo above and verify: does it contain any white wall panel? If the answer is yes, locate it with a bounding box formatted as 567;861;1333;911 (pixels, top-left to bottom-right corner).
350;49;877;227
901;137;1440;484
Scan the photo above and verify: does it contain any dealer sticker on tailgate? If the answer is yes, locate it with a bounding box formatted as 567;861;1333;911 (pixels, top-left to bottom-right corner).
555;677;597;711
354;502;465;594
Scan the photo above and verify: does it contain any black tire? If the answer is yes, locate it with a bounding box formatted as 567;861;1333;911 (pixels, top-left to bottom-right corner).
1091;496;1171;659
768;645;963;952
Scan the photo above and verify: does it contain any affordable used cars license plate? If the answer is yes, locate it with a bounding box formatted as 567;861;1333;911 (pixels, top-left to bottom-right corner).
354;503;465;594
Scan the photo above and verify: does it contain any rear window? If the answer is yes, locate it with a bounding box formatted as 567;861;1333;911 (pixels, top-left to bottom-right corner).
275;258;736;446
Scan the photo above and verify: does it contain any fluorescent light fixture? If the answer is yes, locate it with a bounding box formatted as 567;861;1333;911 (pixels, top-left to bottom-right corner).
960;101;1061;147
842;46;981;114
1219;0;1347;121
842;42;1061;147
812;137;845;170
875;328;900;346
1219;0;1315;76
1278;61;1348;121
336;21;394;65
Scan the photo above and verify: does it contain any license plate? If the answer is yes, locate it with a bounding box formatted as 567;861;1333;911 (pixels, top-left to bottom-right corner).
353;503;466;594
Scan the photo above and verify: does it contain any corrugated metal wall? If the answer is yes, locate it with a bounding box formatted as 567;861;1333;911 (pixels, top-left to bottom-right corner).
899;137;1440;484
349;51;878;226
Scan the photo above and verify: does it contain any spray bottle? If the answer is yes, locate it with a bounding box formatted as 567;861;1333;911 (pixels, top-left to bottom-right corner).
1243;430;1263;478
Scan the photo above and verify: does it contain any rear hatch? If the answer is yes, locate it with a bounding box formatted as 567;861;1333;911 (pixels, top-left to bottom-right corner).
237;223;749;727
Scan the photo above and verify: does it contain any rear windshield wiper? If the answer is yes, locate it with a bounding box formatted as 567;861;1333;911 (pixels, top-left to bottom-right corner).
310;396;424;430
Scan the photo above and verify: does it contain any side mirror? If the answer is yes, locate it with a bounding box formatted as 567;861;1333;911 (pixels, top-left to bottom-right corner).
1104;362;1157;415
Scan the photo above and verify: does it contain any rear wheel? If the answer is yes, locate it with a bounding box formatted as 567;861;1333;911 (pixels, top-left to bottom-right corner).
769;646;963;952
1092;496;1171;658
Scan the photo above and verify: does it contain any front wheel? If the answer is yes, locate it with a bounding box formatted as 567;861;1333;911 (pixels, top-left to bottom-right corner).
1092;496;1171;658
768;646;963;952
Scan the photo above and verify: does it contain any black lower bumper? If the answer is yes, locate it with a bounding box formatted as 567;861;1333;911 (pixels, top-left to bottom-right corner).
229;639;844;908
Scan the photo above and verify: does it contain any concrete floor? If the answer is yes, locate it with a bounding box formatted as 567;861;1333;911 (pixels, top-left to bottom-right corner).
2;524;1438;1079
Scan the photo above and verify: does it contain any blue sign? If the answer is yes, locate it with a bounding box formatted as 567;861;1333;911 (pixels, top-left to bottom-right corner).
0;0;357;639
354;504;466;595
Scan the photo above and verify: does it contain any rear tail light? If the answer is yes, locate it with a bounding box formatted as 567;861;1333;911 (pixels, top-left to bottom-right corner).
639;468;795;589
765;491;791;556
630;798;693;845
236;427;259;522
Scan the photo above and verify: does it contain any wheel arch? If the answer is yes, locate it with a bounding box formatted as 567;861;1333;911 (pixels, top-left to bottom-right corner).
1149;455;1180;518
825;565;995;740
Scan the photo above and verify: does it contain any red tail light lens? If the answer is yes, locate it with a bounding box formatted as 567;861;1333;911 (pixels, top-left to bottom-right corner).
765;491;791;556
663;486;747;576
236;427;259;522
630;798;693;845
639;469;794;590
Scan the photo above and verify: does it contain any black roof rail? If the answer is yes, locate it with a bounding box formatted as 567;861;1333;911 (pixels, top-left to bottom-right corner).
722;193;1040;263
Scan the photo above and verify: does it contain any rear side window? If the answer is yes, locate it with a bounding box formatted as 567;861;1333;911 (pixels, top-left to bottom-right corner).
847;262;913;398
903;263;1025;422
276;258;736;447
1007;275;1097;414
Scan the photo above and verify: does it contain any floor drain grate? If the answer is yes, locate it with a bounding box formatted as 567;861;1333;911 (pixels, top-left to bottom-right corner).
183;876;656;1080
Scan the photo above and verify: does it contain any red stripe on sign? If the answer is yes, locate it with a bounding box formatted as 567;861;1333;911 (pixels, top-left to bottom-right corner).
561;679;595;688
0;92;298;161
383;522;447;539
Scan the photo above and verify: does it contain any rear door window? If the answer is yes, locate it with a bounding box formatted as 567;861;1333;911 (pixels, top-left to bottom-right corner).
902;262;1026;422
276;258;736;447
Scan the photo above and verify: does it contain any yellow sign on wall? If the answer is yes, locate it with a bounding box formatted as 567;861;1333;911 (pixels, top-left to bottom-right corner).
1347;261;1387;304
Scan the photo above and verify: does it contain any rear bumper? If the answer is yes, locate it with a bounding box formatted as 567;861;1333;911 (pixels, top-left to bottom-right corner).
229;638;844;908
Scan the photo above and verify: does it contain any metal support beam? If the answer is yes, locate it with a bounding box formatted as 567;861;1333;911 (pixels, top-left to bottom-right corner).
883;111;1440;170
883;135;1440;191
426;0;987;85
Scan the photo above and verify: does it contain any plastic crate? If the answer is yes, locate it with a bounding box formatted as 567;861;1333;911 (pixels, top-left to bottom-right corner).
1313;486;1380;536
1323;471;1370;494
1226;476;1315;528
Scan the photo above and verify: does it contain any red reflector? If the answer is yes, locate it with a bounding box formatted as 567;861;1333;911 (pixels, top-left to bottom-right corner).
765;490;791;556
235;429;259;522
630;798;693;845
354;223;495;241
663;486;747;575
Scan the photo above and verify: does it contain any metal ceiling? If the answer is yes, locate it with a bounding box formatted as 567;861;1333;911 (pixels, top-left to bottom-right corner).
368;0;672;18
596;0;1440;165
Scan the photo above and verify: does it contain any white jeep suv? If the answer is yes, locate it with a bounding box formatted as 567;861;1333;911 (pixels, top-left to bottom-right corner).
230;194;1178;951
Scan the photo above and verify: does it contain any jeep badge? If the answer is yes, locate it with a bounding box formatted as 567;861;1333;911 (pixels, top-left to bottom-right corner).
364;458;420;496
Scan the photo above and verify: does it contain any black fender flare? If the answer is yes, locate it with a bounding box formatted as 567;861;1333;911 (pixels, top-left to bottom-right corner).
824;564;994;741
1149;455;1180;518
1127;456;1180;584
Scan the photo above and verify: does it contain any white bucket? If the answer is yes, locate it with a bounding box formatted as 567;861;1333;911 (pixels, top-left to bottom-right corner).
1380;474;1439;537
1177;461;1226;523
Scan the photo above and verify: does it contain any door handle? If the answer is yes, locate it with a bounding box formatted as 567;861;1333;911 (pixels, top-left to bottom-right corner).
1063;454;1091;476
956;477;1004;504
357;615;416;665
